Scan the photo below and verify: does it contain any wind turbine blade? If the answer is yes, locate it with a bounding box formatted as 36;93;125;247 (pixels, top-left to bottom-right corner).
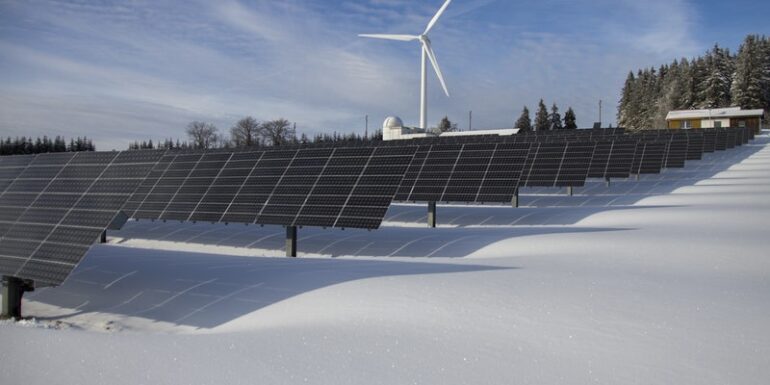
423;41;449;97
358;34;420;41
424;0;452;35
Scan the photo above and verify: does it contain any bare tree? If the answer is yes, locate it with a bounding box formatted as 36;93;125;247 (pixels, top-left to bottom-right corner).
260;118;295;146
230;116;261;147
186;121;219;149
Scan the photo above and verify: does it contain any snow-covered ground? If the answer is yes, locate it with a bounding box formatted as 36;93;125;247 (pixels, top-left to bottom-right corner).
2;132;770;384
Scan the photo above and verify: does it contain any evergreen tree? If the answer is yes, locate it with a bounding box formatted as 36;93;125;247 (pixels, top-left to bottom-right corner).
617;72;636;129
563;107;577;129
731;35;767;110
534;99;549;131
514;106;532;132
700;44;733;108
549;103;563;130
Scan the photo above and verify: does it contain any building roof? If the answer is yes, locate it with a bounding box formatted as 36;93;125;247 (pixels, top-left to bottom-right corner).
666;107;765;121
439;129;519;137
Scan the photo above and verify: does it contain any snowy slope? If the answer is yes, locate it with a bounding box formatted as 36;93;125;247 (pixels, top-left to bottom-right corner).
2;132;769;384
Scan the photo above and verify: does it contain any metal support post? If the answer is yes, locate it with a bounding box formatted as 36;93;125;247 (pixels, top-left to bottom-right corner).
567;186;573;196
286;226;297;258
605;177;611;187
100;230;107;244
1;276;34;320
427;201;437;228
511;188;519;208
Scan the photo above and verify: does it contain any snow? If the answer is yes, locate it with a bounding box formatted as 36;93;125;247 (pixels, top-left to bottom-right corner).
2;132;770;384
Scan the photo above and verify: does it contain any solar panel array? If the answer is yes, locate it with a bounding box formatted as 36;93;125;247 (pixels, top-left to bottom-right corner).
0;126;756;289
0;151;164;285
124;146;416;229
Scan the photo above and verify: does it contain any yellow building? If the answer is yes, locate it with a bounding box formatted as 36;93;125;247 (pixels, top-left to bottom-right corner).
666;107;764;131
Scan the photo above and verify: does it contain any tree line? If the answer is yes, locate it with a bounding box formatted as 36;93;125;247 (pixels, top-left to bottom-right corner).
129;117;386;150
0;136;95;156
515;99;577;132
618;34;770;130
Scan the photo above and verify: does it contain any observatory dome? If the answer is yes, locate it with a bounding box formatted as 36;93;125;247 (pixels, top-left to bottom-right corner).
383;116;404;130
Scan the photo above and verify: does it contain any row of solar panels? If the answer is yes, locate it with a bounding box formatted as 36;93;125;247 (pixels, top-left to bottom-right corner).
393;127;753;202
0;127;754;286
0;147;417;285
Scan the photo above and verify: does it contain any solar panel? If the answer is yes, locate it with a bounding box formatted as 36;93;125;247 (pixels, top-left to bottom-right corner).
746;126;755;141
725;129;737;149
714;129;728;151
193;151;265;224
663;135;688;168
702;130;717;153
555;142;596;187
631;142;667;175
404;144;463;202
0;155;35;200
320;146;415;229
587;141;613;179
0;150;164;286
685;132;705;160
126;146;416;230
604;140;637;178
521;142;566;187
394;142;530;203
734;127;745;146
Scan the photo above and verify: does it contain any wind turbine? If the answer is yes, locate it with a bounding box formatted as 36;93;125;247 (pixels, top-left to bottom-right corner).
359;0;452;130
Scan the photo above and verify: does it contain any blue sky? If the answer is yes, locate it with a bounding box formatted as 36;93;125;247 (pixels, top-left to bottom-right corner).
0;0;768;150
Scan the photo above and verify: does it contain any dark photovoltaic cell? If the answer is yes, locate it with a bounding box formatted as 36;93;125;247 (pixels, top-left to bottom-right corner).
0;150;165;286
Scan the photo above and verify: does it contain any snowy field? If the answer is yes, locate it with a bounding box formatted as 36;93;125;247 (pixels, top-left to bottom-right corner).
2;132;770;384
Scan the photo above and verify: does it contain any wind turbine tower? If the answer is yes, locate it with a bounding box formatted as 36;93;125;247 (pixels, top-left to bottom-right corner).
359;0;452;129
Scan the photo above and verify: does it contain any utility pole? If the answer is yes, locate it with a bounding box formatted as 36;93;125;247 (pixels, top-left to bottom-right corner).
365;115;369;139
469;110;473;131
599;99;603;128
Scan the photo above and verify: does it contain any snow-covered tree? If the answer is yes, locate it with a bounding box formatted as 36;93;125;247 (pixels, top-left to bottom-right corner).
699;44;733;108
731;35;767;111
617;72;636;129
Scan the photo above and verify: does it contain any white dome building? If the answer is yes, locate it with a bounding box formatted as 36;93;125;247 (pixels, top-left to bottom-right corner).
382;116;433;141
